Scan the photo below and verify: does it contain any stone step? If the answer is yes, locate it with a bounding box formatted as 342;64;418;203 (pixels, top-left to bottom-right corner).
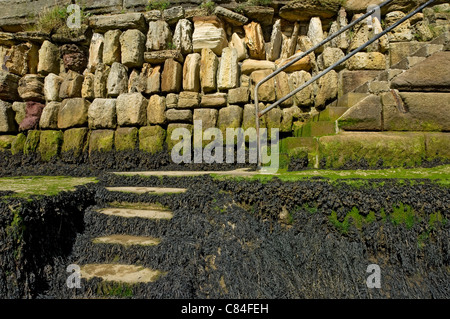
92;235;161;247
113;168;257;177
80;264;165;284
106;187;187;194
97;207;174;220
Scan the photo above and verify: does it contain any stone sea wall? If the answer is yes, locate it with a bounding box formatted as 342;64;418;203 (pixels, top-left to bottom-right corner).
0;0;449;167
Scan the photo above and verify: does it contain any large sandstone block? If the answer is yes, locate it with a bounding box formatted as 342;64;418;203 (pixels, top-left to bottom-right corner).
18;74;45;102
103;30;122;65
217;47;239;90
279;0;341;21
87;33;104;73
318;132;426;169
192;16;228;56
59;71;83;100
5;43;38;76
391;52;450;92
338;70;381;98
146;65;161;94
146;20;173;51
288;71;314;107
38;41;60;76
107;62;128;97
19;101;45;131
82;73;95;100
183;53;201;92
147;95;166;125
120;29;146;68
241;59;276;75
116;93;147;126
315;70;338;109
0;100;16;132
114;127;138;151
0;71;20;101
218;105;243;136
201;93;227;108
95;63;111;98
38;130;63;161
163;6;185;25
44;73;63;102
347;52;386;70
139;125;166;154
200;48;218;93
178;91;200;109
193;108;218;130
58;98;90;129
173;19;193;55
60;44;87;73
276;50;312;73
229;33;247;62
61;127;88;158
165;109;192;123
39;101;61;129
338;95;382;131
382;92;450;131
89;129;115;154
228;87;249;105
12;101;26;126
214;6;248;26
267;19;282;62
88;98;117;129
244;22;266;60
89;12;147;33
274;71;293;107
251;69;276;102
144;50;184;64
161;59;182;93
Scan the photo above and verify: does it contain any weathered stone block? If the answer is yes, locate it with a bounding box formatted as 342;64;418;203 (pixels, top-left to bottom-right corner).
217;47;239;90
0;100;16;133
183;53;201;92
19;101;45;131
61;127;88;157
89;129;115;154
139;125;166;154
38;130;63;161
178;91;200;109
192;16;228;56
59;71;83;100
114;127;138;151
39;101;61;129
18;74;45;102
120;29;145;68
147;95;166;125
88;98;117;129
161;59;182;93
200;48;218;93
58;98;90;129
0;71;20;101
116;93;147;127
107;62;128;97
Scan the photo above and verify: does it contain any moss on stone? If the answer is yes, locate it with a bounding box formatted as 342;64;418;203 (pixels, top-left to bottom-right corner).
425;133;450;162
139;126;166;154
89;130;115;154
0;135;15;152
11;133;26;155
24;130;41;155
318;132;426;169
115;127;138;152
61;128;89;158
38;130;63;162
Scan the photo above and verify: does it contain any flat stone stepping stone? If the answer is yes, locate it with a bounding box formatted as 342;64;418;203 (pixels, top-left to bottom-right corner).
92;235;161;247
106;187;187;194
81;264;164;283
113;168;260;177
97;207;173;220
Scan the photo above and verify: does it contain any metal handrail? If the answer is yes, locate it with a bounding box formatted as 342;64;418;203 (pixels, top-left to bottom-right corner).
255;0;437;167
